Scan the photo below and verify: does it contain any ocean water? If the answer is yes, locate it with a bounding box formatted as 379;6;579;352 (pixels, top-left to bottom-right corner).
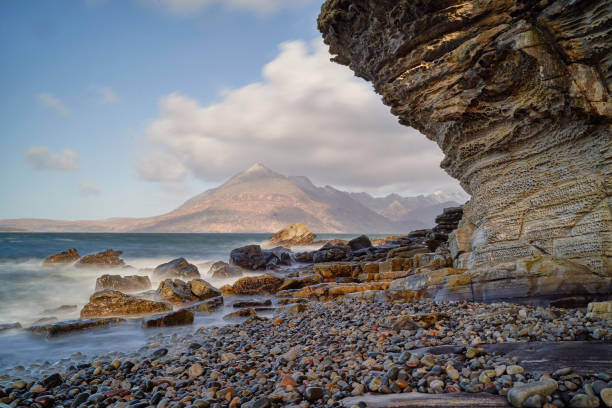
0;232;372;371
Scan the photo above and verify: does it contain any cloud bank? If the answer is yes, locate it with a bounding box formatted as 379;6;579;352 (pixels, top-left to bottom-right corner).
37;93;70;116
138;40;464;197
26;146;79;171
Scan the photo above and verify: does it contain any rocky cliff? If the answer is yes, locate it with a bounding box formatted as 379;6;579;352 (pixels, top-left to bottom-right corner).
318;0;611;275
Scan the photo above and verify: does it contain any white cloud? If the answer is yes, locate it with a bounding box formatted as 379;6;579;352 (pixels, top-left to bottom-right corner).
79;183;102;197
90;85;120;104
26;146;79;171
37;92;70;116
137;40;464;197
142;0;311;15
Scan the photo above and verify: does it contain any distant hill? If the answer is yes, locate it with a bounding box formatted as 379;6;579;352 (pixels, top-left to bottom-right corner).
0;164;465;233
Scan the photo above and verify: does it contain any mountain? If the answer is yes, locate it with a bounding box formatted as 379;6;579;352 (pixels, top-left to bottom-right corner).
0;164;464;233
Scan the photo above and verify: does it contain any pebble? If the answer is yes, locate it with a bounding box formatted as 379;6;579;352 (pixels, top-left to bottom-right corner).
601;389;612;408
0;299;609;408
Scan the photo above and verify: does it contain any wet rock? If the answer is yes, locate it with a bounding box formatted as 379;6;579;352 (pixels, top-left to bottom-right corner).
95;274;151;292
269;223;316;246
278;274;323;291
75;249;125;268
348;235;372;251
312;242;351;263
207;261;242;279
153;258;200;280
142;309;194;328
28;317;123;337
294;251;314;263
304;386;324;401
507;379;558;408
232;299;272;308
187;296;224;313
569;394;601;408
189;279;221;299
231;274;283;295
230;245;266;270
80;290;171;317
43;248;80;266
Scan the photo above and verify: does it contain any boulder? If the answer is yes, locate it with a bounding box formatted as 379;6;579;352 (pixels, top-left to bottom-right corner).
348;235;372;251
143;309;194;328
189;278;221;300
294;251;314;263
80;290;171;318
28;318;123;337
153;258;200;280
232;274;284;295
230;245;266;270
95;274;151;292
319;0;612;275
207;261;242;279
312;242;351;263
75;249;124;268
268;223;316;246
43;248;80;266
157;279;199;303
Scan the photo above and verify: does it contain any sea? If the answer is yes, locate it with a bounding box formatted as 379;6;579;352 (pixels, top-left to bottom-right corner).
0;232;378;371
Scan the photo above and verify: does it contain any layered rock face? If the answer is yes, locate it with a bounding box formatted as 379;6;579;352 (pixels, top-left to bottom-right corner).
318;0;611;274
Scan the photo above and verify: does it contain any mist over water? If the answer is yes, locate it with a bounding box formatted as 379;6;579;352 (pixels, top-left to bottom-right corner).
0;232;369;371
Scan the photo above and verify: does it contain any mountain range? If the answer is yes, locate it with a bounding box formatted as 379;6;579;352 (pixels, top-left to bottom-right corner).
0;164;465;233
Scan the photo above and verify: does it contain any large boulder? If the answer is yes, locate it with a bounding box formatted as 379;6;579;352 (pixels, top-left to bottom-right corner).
157;279;199;304
80;290;171;318
319;1;612;276
157;278;220;304
269;223;316;246
207;261;242;279
312;242;351;263
232;274;284;295
153;258;200;280
189;279;221;299
43;248;80;266
348;235;372;251
95;274;151;292
230;245;266;270
75;249;125;268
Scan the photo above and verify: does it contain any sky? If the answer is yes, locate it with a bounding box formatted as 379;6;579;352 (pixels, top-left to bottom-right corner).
0;0;466;221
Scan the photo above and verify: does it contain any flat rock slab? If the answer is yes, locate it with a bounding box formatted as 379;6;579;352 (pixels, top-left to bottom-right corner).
341;392;508;407
410;342;612;375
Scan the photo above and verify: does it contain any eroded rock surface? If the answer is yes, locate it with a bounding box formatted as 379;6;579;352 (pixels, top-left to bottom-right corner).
319;0;611;276
269;223;316;246
80;290;171;318
75;249;125;268
43;248;80;266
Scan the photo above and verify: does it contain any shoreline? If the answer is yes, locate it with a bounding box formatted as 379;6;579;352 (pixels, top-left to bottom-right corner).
1;298;610;408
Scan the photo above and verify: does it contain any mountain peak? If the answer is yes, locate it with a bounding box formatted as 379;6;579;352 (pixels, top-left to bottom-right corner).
245;162;272;174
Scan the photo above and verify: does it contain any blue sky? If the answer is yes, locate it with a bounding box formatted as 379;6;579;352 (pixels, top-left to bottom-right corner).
0;0;464;220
